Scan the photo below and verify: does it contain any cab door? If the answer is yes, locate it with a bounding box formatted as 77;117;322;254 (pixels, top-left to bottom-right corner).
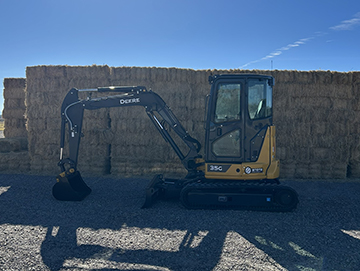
205;75;274;165
205;78;245;163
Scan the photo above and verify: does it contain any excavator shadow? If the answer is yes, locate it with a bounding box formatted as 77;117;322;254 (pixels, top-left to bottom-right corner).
1;174;360;270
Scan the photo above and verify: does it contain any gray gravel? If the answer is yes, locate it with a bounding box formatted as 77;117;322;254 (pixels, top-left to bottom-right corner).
0;174;360;271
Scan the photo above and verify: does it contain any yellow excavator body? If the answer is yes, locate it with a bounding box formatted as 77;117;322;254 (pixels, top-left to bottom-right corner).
204;126;279;180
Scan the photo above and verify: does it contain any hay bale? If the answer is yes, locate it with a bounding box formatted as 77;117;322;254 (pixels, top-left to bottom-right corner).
3;78;27;138
332;71;352;85
0;138;27;153
0;137;29;173
314;70;332;84
3;78;26;99
0;151;30;173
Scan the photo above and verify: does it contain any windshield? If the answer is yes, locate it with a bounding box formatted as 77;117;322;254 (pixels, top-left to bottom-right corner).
214;83;241;123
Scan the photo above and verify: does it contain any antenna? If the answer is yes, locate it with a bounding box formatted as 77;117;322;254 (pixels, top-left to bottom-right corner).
271;60;273;70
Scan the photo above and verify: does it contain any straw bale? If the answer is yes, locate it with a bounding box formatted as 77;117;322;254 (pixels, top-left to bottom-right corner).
26;91;63;107
314;71;332;84
3;127;27;138
351;86;360;111
308;163;323;178
3;78;26;99
310;148;331;161
27;129;60;152
110;67;132;83
26;105;60;119
350;112;360;134
0;138;27;153
351;71;360;84
31;142;59;157
288;83;332;98
294;163;311;178
310;122;327;135
326;163;347;179
66;65;110;79
2;108;25;119
110;160;186;176
152;67;171;82
78;151;110;172
332;71;352;85
82;109;110;131
133;67;152;81
4;119;26;129
329;84;353;99
3;88;26;100
26;66;47;79
65;65;111;89
331;98;351;110
29;154;59;175
276;147;287;160
279;162;296;178
292;71;316;84
4;98;24;109
346;160;360;177
270;70;295;83
26;118;47;131
77;164;110;176
0;151;30;172
3;78;26;89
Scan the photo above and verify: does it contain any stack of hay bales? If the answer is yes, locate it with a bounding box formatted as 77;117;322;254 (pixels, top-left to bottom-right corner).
25;65;112;175
1;78;29;172
2;78;27;137
272;70;355;178
23;65;360;179
107;67;212;176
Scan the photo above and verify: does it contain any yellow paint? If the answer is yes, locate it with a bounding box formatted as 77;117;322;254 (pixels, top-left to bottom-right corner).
205;126;279;180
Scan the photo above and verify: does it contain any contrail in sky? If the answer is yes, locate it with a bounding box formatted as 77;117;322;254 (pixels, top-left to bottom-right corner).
330;11;360;30
240;12;360;69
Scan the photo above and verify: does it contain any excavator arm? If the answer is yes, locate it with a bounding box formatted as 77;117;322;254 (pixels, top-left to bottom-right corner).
53;86;202;202
58;86;201;172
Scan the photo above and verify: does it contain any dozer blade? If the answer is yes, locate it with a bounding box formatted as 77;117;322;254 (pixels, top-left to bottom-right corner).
52;169;92;201
142;174;165;208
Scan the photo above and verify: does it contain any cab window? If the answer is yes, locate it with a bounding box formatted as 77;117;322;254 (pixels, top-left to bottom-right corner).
248;80;272;120
214;83;241;123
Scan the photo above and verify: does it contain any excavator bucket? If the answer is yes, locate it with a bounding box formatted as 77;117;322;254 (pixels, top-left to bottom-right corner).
52;169;91;201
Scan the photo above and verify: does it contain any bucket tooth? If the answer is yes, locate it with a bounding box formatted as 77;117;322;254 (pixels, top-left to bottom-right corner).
52;169;91;201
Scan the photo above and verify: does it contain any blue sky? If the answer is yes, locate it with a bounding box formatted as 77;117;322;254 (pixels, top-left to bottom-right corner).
1;0;360;113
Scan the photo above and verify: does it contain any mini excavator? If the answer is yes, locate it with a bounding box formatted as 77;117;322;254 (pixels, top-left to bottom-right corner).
52;74;299;211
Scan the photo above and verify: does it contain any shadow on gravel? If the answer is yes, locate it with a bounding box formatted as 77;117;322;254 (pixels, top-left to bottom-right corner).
0;174;360;270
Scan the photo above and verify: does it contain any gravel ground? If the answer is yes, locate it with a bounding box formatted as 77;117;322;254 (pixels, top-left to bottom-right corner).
0;174;360;271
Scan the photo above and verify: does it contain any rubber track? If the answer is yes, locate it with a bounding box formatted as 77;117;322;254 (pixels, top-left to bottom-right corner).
180;181;299;212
